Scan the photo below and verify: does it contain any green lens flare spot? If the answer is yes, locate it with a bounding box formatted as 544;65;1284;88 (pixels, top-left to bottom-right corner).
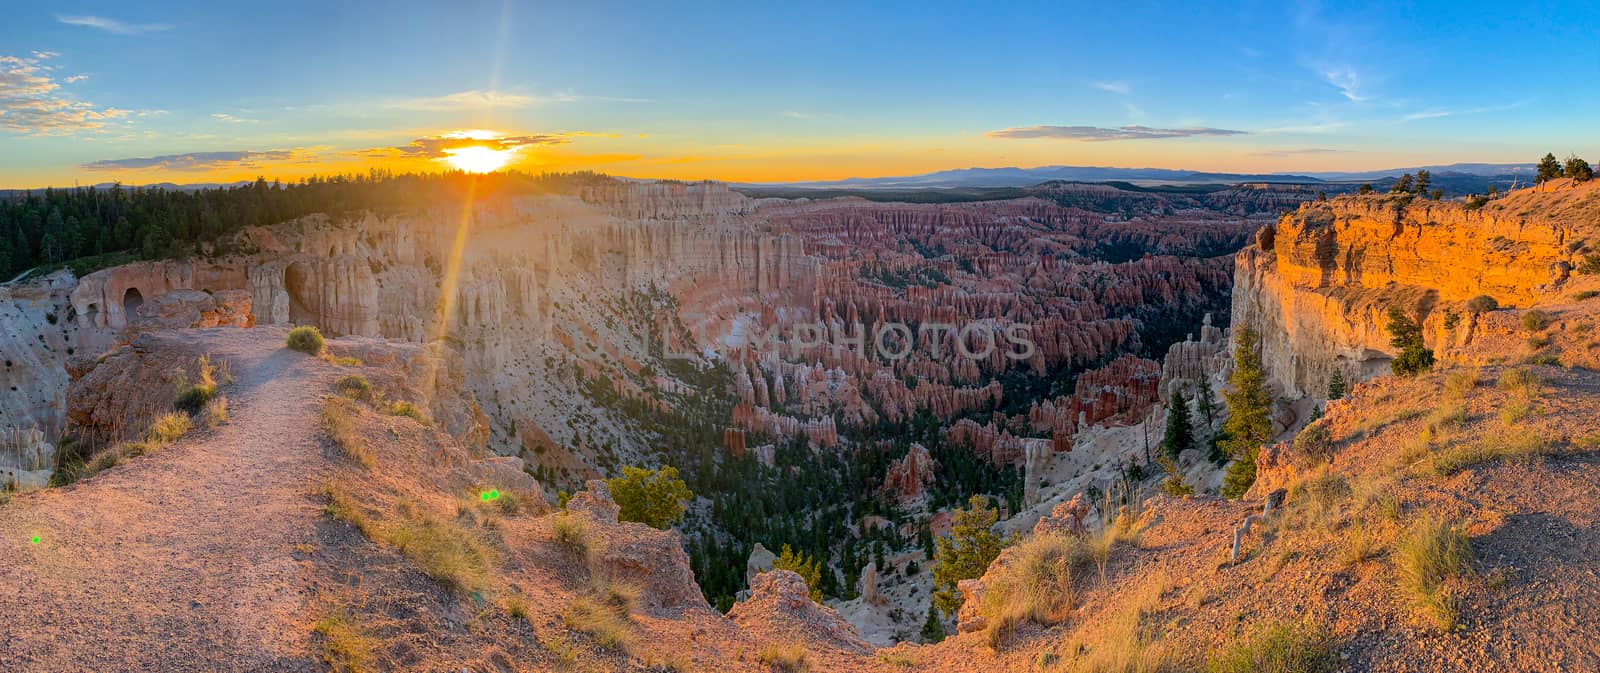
479;489;500;502
29;535;41;544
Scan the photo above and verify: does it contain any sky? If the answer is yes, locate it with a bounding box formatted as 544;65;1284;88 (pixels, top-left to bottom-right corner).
2;0;1598;188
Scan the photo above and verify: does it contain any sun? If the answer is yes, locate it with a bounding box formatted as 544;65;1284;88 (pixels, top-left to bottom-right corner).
444;145;513;173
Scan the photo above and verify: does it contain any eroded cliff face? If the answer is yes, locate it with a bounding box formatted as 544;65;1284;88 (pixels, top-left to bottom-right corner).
1233;186;1598;398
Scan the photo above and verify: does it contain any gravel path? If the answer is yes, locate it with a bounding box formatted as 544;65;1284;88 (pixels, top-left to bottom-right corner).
0;331;334;672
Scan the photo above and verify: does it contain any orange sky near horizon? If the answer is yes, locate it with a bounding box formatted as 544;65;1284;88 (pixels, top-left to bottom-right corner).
5;129;1543;189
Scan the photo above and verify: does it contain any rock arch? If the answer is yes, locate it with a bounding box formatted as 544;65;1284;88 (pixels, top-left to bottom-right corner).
284;260;318;326
122;287;144;317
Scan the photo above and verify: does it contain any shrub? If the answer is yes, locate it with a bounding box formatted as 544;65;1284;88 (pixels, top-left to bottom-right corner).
773;544;823;602
148;411;193;445
385;401;429;424
173;353;222;414
335;375;373;401
287;325;325;354
1291;422;1333;465
1573;290;1600;301
1395;515;1473;630
1579;254;1600;275
757;642;810;673
1465;295;1499;313
313;610;376;673
174;384;215;415
606;465;694;529
1206;621;1335;673
1520;310;1553;332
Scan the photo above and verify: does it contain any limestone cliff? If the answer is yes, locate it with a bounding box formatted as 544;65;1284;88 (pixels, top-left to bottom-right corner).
1232;186;1598;399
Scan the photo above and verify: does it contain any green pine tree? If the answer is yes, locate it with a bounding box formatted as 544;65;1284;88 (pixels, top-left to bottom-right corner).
1161;390;1195;460
1219;328;1273;499
931;496;1009;617
1386;306;1435;377
1326;370;1346;400
920;604;946;643
1566;155;1594;182
1537;153;1565;183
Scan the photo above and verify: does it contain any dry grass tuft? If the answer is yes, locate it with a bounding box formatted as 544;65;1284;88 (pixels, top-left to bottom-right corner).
385;505;498;596
1395;514;1473;630
1205;620;1335;673
978;532;1091;647
757;642;811;672
320;484;497;596
1054;572;1171;673
202;396;229;428
322;397;374;468
552;512;590;554
313;609;377;673
385;400;430;424
562;595;635;653
1495;367;1542;396
335;375;374;401
148;411;193;444
1441;367;1479;400
1426;426;1550;476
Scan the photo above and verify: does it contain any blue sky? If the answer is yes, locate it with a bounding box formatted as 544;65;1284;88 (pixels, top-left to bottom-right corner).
2;0;1597;186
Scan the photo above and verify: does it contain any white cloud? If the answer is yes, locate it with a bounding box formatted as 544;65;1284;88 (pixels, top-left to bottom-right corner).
0;53;128;135
64;74;89;83
1092;81;1131;95
56;15;172;35
211;113;258;124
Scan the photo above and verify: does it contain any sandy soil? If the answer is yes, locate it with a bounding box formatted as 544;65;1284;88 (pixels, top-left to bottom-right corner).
0;330;336;672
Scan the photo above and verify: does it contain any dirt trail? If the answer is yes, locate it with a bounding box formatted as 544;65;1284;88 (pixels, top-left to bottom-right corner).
0;331;336;672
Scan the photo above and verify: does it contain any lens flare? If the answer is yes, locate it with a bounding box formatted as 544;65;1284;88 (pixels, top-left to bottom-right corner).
444;146;512;173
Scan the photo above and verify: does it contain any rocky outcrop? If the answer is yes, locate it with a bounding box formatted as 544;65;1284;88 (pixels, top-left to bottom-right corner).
727;570;872;654
881;443;937;503
1232;191;1596;398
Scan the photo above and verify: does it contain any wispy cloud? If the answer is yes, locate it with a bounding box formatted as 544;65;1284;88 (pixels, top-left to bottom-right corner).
1250;147;1346;158
1402;100;1527;122
1259;120;1348;134
64;74;89;83
1092;81;1130;95
0;52;128;135
987;125;1247;141
56;15;172;35
381;89;570;111
211;113;257;124
82;149;309;172
361;130;572;159
1321;66;1367;102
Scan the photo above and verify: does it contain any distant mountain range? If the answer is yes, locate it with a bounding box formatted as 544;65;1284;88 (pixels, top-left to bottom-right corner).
753;163;1536;189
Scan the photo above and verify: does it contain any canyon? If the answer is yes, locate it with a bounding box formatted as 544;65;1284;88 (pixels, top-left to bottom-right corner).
4;176;1600;671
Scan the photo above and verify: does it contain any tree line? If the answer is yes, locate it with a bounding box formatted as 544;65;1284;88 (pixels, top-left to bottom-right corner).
0;170;618;280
